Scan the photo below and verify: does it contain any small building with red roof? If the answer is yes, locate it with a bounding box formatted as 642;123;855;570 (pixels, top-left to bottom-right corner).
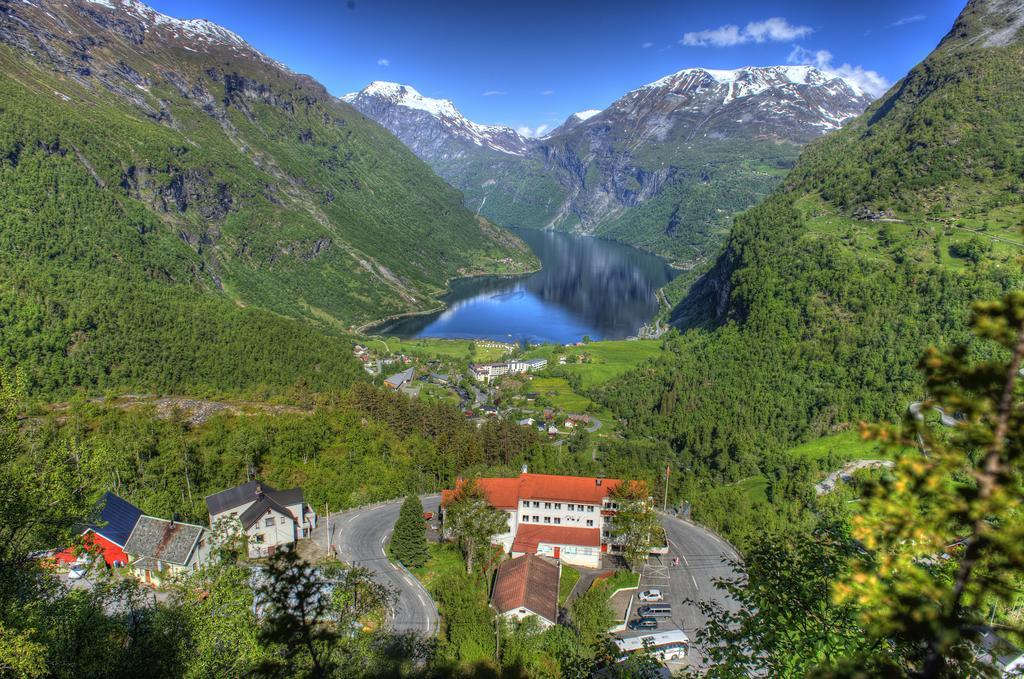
491;554;560;627
442;470;624;568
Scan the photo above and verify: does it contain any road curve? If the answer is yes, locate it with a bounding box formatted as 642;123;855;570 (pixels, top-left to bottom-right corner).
328;495;441;636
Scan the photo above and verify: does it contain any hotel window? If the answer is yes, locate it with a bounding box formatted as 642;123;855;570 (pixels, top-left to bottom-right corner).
586;519;593;527
534;516;540;522
532;501;540;508
554;518;561;525
544;502;551;509
567;503;575;511
586;505;594;512
544;516;551;524
554;503;561;509
522;500;529;508
522;515;529;522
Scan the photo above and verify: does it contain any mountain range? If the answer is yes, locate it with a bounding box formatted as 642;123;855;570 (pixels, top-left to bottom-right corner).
0;0;536;395
343;65;873;264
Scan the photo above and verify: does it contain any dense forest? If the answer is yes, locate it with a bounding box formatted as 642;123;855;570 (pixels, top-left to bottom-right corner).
597;2;1024;505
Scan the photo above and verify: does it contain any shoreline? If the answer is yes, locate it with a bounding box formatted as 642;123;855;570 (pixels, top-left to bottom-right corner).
354;265;540;336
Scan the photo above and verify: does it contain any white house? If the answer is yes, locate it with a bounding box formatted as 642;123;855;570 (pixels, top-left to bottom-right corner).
491;554;560;627
442;471;623;568
205;481;316;558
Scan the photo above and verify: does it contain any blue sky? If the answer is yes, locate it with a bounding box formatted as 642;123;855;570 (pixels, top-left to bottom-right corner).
148;0;965;136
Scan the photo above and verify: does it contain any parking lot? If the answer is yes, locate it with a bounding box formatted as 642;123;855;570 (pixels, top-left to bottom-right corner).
617;514;742;670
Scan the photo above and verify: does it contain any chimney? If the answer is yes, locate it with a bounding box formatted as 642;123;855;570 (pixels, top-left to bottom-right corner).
255;483;264;498
596;478;603;487
520;464;528;475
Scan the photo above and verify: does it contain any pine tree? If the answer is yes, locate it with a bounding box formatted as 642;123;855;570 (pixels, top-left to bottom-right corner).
391;494;429;569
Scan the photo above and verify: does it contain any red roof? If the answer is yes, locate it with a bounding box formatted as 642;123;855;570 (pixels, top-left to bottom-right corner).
442;477;521;509
512;524;601;553
518;473;621;504
492;554;559;623
442;473;623;510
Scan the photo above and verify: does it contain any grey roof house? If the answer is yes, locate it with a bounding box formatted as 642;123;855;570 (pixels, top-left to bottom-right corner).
205;481;316;558
123;515;208;586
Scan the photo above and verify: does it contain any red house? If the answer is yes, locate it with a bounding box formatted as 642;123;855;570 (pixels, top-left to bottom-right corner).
56;492;142;567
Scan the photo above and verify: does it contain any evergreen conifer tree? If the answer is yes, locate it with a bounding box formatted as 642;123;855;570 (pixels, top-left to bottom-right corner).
391;494;429;569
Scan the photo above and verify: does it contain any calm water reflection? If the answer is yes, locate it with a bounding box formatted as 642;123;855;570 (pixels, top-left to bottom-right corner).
374;228;677;344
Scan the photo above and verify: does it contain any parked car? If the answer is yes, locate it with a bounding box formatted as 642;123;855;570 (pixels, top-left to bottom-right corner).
638;588;663;602
637;604;672;618
628;616;659;630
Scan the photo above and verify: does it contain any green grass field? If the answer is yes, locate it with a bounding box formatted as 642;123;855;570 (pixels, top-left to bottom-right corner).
528;376;596;413
594;569;640;595
363;337;511;363
525;340;663;389
559;566;581;606
408;543;465;594
788;430;887;461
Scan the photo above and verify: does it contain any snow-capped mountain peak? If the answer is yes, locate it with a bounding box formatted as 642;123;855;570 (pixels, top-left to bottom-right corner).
634;65;860;100
621;64;871;132
82;0;247;47
342;82;528;156
572;109;602;122
345;81;462;119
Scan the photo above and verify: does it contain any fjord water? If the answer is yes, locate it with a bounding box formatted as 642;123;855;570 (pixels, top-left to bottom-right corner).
375;228;678;344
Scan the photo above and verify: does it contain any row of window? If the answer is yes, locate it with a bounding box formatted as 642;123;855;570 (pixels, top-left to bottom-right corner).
521;500;596;512
522;515;594;527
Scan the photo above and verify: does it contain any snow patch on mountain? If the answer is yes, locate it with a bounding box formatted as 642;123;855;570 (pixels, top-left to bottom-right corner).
572;109;602;122
343;82;527;155
635;65;859;100
84;0;247;46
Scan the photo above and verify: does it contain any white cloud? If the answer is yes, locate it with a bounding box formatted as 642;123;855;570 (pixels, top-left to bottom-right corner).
889;14;925;28
787;45;891;98
682;17;812;47
516;124;550;138
541;89;554;96
377;58;390;67
641;41;654;48
482;90;507;96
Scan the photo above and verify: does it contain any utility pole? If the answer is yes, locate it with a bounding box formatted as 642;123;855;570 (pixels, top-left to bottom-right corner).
663;463;670;513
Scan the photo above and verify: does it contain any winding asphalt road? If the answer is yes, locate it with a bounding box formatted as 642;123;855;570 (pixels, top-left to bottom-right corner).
325;495;741;666
326;495;441;636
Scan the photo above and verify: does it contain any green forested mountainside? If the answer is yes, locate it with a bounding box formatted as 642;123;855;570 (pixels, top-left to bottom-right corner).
599;12;1024;491
0;0;534;396
433;153;572;232
593;139;798;264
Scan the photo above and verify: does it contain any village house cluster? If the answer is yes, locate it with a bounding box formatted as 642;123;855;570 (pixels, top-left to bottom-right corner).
56;481;316;586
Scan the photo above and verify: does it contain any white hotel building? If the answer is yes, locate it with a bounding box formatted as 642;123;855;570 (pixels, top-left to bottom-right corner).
470;358;548;383
442;472;622;568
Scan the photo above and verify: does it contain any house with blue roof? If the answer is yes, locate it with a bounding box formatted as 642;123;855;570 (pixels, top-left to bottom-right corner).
56;491;142;567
